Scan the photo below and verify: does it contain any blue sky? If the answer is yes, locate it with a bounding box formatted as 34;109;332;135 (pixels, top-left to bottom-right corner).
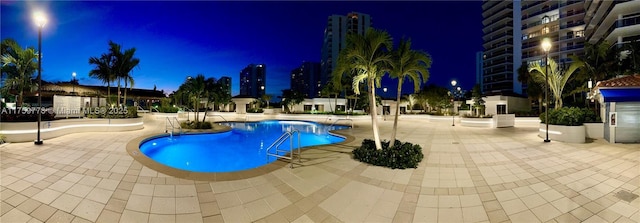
1;1;483;98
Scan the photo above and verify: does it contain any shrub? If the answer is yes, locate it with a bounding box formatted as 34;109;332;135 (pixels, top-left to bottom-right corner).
0;108;56;122
0;134;5;144
157;106;180;113
180;121;212;129
540;107;600;126
514;110;539;117
353;139;423;169
85;106;138;119
247;108;264;113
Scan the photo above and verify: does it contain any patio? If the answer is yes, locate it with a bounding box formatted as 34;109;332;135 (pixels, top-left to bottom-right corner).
1;116;638;222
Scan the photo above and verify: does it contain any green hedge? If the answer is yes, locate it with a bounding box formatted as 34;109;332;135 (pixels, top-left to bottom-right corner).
247;108;264;113
157;106;180;113
353;139;423;169
540;107;601;126
180;121;212;129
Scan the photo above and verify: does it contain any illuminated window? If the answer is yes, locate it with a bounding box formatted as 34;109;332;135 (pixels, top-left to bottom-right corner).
542;16;550;24
542;26;550;34
575;30;584;37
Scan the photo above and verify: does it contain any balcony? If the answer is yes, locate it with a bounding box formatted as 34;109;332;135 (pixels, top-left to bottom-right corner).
560;9;585;18
522;0;545;11
522;4;560;20
560;20;585;29
559;0;582;8
559;44;584;52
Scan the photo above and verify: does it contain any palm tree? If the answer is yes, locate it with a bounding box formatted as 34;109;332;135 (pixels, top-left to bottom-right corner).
388;38;431;146
186;74;206;122
201;77;218;122
342;28;393;150
406;94;417;114
261;94;272;108
109;41;139;106
517;63;543;113
528;58;583;108
89;53;115;106
1;39;38;107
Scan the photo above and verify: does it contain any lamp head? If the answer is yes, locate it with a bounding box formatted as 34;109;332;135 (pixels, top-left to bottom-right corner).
541;38;552;52
72;72;76;78
451;80;457;87
33;11;47;28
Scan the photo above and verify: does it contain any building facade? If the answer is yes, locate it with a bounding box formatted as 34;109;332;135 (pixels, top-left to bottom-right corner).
320;12;371;94
584;0;640;47
218;76;232;96
239;64;266;98
482;0;522;95
290;62;321;98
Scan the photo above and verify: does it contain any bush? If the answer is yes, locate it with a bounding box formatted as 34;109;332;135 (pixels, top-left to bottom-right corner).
353;139;423;169
157;106;180;113
85;106;138;119
0;108;56;122
514;110;539;117
180;121;212;129
247;108;264;113
540;107;600;126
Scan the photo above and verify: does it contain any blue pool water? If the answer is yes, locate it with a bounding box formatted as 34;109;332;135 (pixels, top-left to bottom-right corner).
139;120;348;172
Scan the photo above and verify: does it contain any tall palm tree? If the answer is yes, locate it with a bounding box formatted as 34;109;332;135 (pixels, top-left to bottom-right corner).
388;38;431;146
109;41;139;106
517;63;543;113
528;58;583;108
342;28;393;150
406;94;417;114
201;77;218;122
1;39;39;107
186;74;206;122
89;53;115;106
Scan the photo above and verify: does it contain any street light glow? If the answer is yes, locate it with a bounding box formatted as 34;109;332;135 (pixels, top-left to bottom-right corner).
33;11;47;27
451;80;457;87
541;38;551;52
72;72;76;78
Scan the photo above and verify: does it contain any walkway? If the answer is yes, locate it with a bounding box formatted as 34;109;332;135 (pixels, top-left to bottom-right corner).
1;116;638;222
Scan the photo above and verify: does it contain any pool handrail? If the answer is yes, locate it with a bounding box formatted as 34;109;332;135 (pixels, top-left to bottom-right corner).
165;117;182;137
265;129;301;168
206;114;227;122
329;118;353;129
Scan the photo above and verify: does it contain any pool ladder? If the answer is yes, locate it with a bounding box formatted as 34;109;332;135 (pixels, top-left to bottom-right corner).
165;117;182;138
266;129;301;168
327;118;353;132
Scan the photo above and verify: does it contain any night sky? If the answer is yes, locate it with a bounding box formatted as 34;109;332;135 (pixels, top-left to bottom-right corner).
1;1;483;98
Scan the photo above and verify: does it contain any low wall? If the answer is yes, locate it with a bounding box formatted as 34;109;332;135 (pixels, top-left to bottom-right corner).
460;117;493;127
0;118;143;143
584;123;604;139
538;123;586;143
495;114;515;128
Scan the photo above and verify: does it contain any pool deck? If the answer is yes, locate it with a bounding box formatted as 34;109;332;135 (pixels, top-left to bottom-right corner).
1;116;639;222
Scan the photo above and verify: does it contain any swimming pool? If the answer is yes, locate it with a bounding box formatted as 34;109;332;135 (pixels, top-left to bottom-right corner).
139;120;348;172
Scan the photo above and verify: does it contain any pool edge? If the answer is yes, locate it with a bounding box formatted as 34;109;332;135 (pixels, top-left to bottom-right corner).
126;122;356;181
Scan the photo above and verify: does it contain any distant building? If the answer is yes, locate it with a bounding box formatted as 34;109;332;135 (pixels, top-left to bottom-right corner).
320;12;371;94
482;1;522;95
218;76;232;96
476;51;484;93
584;0;640;48
239;64;266;98
291;62;321;98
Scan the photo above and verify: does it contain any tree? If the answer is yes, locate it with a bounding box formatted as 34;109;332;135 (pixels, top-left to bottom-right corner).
186;74;206;122
528;58;583;108
341;28;393;150
89;53;115;106
388;38;431;146
1;39;38;107
281;89;304;113
109;41;140;106
201;77;218;122
418;84;450;113
261;94;272;108
406;94;417;113
471;84;485;116
518;63;543;113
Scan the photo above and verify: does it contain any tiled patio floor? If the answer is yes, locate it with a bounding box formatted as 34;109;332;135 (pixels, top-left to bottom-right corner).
1;116;639;222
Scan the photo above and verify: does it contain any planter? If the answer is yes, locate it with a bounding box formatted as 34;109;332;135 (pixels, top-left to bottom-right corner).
461;117;493;128
495;114;515;128
0;117;144;143
584;123;604;139
539;123;585;143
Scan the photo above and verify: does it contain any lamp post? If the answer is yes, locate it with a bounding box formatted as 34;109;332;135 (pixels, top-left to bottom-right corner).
34;11;47;145
72;72;76;94
541;38;551;143
451;80;457;126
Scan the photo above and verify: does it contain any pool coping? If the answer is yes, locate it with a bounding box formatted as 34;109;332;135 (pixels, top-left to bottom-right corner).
125;121;355;181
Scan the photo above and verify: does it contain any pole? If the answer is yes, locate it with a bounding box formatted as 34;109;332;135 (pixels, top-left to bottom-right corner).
35;26;43;145
544;52;550;143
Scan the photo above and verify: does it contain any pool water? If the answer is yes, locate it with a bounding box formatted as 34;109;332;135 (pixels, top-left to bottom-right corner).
139;120;347;172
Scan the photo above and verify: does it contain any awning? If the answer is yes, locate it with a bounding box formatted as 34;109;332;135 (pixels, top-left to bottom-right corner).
599;88;640;102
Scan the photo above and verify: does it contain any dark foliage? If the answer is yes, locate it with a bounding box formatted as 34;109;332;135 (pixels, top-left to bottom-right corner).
353;139;423;169
540;107;601;126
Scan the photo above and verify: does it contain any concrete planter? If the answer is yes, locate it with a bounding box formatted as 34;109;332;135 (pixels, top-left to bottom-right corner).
460;117;494;127
495;114;515;128
584;123;604;139
0;117;144;143
539;123;585;143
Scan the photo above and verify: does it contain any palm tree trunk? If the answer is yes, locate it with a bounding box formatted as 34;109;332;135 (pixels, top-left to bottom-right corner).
124;80;128;107
195;96;199;122
369;78;383;150
107;82;111;106
334;94;338;113
202;101;208;123
391;79;404;147
117;78;122;106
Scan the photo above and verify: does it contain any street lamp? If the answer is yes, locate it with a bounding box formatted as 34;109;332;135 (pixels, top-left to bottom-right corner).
34;11;47;145
541;38;552;143
72;72;76;94
451;80;457;126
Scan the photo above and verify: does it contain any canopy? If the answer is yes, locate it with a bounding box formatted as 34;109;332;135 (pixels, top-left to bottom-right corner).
599;88;640;102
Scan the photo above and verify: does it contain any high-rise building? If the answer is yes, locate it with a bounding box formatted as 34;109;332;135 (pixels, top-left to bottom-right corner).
482;0;587;96
482;1;522;95
584;0;640;48
476;51;484;93
291;62;321;98
239;64;266;98
320;12;371;93
218;76;231;96
520;0;586;72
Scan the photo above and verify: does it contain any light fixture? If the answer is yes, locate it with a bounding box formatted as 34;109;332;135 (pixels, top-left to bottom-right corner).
34;10;48;145
541;38;551;143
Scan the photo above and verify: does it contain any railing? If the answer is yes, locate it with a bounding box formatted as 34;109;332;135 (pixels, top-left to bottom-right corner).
329;118;354;129
137;106;149;113
265;129;301;168
165;117;182;138
206;114;227;122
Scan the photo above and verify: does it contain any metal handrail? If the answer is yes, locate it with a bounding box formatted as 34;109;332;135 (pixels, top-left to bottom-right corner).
206;114;227;122
265;129;301;168
329;118;353;129
165;117;182;137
